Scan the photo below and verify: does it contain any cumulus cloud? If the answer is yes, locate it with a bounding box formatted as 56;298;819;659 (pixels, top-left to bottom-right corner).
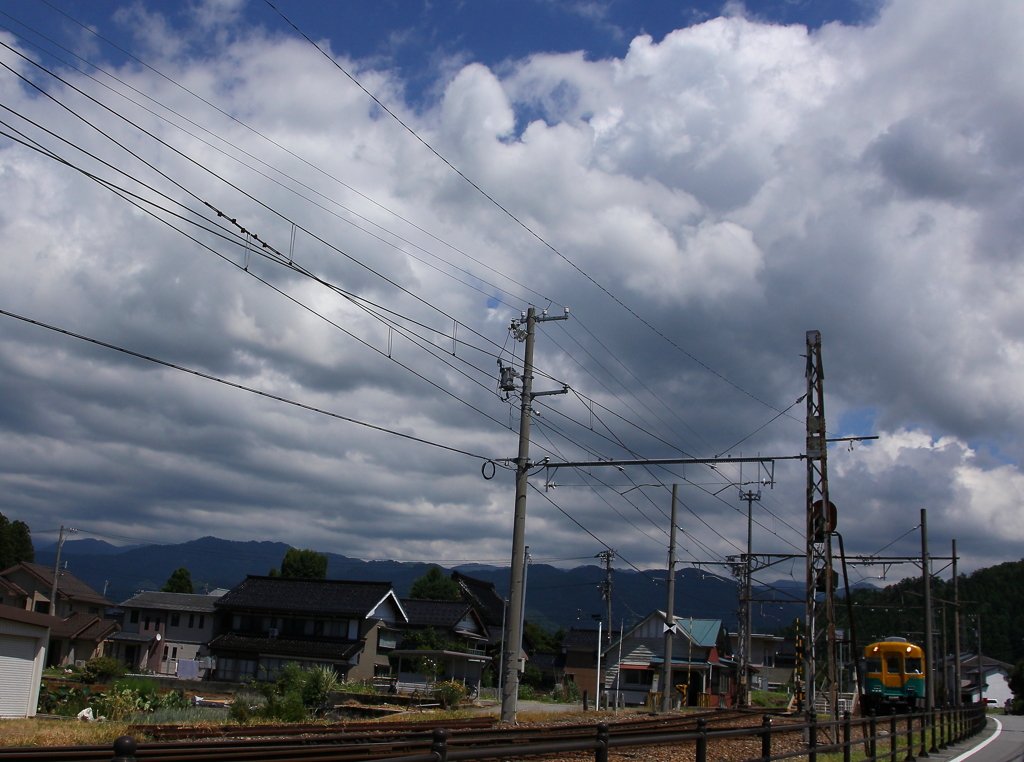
1;0;1023;578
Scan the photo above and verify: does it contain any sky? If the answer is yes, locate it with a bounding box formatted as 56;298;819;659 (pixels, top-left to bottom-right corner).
1;0;1023;592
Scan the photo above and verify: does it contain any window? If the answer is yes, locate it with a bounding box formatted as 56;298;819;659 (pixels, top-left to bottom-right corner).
188;614;195;628
89;607;99;615
171;613;180;627
130;610;140;624
886;656;902;674
34;601;50;614
865;658;882;674
162;645;169;661
145;616;151;631
904;658;922;674
198;614;205;629
623;669;654;686
232;615;242;631
172;647;178;659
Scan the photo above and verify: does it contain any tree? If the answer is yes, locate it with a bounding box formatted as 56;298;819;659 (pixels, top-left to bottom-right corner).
161;567;195;594
275;548;328;579
408;566;460;601
0;513;33;570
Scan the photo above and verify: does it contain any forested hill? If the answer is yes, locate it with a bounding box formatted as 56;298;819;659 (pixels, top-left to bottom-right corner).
842;558;1024;665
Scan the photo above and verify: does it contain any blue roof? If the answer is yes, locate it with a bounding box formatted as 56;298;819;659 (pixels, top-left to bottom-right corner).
675;617;721;647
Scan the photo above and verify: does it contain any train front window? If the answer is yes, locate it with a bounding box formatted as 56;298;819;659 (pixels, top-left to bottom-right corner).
904;658;922;674
865;658;882;673
886;656;902;673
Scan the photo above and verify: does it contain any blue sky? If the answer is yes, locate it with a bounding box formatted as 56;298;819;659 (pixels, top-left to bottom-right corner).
2;0;1023;584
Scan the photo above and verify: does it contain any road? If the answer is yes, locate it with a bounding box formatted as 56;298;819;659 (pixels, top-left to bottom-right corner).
936;715;1024;762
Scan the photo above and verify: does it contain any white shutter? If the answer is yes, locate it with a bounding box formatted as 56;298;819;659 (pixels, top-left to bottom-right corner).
0;635;38;718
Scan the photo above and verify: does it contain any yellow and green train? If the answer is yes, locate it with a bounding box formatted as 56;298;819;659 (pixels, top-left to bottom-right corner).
863;638;925;712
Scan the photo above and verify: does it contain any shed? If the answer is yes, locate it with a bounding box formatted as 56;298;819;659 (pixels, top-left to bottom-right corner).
0;604;54;717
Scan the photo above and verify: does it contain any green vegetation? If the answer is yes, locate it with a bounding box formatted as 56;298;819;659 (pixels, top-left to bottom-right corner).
0;512;33;569
269;548;329;579
408;566;461;601
161;567;195;593
750;689;789;708
228;662;340;723
80;657;126;685
433;680;467;708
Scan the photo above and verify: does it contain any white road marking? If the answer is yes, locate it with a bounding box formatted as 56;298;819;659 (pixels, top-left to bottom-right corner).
946;717;1003;762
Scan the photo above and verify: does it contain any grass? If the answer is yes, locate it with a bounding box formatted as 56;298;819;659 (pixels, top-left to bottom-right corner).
0;719;131;748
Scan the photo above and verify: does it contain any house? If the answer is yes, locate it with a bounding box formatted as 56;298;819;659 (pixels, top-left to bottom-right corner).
0;562;112;618
959;654;1013;706
390;599;491;690
106;590;224;677
207;576;408;682
726;631;789;690
0;577;28;610
0;604;55;717
450;571;506;639
0;563;116;667
602;613;737;708
562;627;619;702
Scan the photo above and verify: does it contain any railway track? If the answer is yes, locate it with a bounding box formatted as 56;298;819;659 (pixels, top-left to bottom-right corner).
1;708;779;762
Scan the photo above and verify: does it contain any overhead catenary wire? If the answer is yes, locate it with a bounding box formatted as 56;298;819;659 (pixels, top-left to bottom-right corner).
0;307;506;463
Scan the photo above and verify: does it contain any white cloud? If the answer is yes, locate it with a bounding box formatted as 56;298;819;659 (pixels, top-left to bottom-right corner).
2;0;1024;577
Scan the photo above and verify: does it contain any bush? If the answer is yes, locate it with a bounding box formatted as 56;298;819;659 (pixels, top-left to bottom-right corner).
565;681;581;703
518;683;536;701
303;665;339;709
81;657;126;684
96;685;145;721
434;680;467;709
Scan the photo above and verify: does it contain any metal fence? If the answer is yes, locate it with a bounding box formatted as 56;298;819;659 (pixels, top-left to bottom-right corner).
104;704;988;762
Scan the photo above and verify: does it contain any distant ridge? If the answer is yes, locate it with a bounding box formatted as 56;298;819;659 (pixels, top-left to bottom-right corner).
34;535;807;631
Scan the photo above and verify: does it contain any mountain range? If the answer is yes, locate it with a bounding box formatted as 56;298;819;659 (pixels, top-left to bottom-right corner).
35;536;808;632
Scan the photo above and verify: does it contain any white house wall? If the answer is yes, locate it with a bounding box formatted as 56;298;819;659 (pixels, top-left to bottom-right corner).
0;619;48;718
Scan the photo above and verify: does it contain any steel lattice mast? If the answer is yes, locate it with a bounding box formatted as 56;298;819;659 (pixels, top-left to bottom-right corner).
805;330;837;722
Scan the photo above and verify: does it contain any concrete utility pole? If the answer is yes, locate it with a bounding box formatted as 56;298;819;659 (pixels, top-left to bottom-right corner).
738;488;761;707
952;540;961;706
500;306;567;724
48;525;76;617
921;509;934;711
804;330;837;723
662;485;680;713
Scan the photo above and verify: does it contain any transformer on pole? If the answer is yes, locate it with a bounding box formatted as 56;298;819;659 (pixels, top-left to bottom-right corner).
805;330;838;723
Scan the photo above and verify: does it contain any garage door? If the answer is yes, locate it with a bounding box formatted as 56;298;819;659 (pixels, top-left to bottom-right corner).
0;634;38;718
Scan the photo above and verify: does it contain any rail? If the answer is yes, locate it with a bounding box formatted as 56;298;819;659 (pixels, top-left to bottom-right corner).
10;704;989;762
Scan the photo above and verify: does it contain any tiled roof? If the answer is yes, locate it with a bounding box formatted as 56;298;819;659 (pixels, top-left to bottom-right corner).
0;576;27;597
562;628;620;649
0;603;55;628
208;633;363;661
401;599;474;629
528;652;566;671
50;612;119;641
215;576;400;618
107;631;156;643
4;562;111;606
120;591;221;613
451;572;505;627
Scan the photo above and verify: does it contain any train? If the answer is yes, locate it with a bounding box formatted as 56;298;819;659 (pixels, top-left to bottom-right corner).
862;637;925;712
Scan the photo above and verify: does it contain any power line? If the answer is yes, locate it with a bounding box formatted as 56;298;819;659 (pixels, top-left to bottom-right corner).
0;307;504;463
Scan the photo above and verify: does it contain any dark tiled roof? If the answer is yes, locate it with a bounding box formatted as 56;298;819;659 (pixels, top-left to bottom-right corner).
215;576;399;618
562;628;620;649
0;603;56;628
0;577;27;597
50;612;119;641
120;591;221;613
451;572;505;627
529;652;566;672
401;599;474;629
5;562;112;606
107;631;156;643
209;633;363;661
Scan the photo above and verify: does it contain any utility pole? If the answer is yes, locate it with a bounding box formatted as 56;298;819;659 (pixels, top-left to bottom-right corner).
48;525;76;617
921;509;934;711
738;488;761;707
805;330;837;723
597;549;615;645
975;615;984;706
952;540;961;706
662;485;679;713
500;306;568;724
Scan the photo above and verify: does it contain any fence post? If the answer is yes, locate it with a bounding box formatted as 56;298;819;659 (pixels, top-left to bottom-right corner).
939;708;948;750
929;710;939;754
761;714;772;762
808;712;818;762
431;728;448;762
890;714;898;762
905;714;917;762
595;722;609;762
111;737;136;762
843;711;852;762
696;717;708;762
918;712;929;758
868;710;877;762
